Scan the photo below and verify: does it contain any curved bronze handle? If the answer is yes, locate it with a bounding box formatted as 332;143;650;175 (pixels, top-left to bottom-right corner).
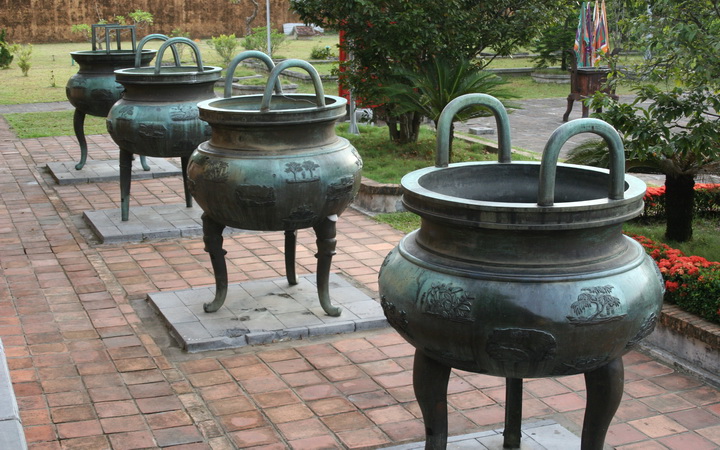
223;51;282;98
154;37;204;74
435;94;512;168
261;59;325;112
134;34;178;68
537;118;625;206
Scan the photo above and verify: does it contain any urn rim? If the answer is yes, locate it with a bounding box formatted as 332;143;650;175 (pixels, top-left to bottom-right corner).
197;94;348;125
400;160;647;230
113;65;222;84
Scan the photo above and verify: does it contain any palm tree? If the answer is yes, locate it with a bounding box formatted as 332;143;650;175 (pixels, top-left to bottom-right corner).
381;56;518;161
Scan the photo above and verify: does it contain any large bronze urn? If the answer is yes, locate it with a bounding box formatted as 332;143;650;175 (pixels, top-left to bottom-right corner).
106;37;221;221
378;94;664;449
66;25;156;170
187;54;363;316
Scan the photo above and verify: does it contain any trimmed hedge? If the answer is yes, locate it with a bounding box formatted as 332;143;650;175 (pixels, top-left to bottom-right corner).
642;183;720;219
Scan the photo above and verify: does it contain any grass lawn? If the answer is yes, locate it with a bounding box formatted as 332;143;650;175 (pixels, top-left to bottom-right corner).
337;123;538;184
0;35;341;105
4;110;107;138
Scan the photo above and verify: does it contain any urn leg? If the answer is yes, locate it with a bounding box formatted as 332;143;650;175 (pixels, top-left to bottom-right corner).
414;350;451;450
202;213;228;313
562;95;574;122
139;155;150;171
180;156;193;207
284;230;298;285
581;100;590;118
581;357;624;450
119;148;133;222
313;215;341;317
503;378;523;449
73;109;88;170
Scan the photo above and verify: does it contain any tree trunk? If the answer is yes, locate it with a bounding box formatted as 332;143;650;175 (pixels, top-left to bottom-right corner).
245;0;259;36
664;173;695;242
386;111;421;144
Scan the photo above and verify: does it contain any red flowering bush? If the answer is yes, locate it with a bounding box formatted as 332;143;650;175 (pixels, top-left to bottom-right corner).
630;234;720;324
642;183;720;219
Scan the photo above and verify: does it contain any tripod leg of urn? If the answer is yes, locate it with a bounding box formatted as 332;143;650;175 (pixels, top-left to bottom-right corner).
285;230;298;285
181;156;192;207
414;350;451;449
313;215;341;316
202;213;228;313
119;149;133;221
73;110;88;170
581;357;624;450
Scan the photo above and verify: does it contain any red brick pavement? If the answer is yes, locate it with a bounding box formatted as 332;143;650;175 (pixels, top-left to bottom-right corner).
0;121;719;449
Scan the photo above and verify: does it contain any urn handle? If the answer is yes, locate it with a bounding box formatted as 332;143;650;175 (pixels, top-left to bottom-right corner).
223;51;282;98
261;60;326;112
153;37;205;75
134;34;179;68
92;24;137;53
537;118;625;206
436;94;512;168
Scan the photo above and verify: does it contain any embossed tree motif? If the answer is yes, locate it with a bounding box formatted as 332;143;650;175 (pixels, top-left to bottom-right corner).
116;105;135;118
568;285;624;324
421;283;474;322
301;160;320;178
205;161;229;183
170;104;198;121
284;162;304;182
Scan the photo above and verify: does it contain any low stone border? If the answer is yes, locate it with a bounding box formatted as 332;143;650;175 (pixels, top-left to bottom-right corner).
353;177;404;214
0;339;28;449
641;303;720;387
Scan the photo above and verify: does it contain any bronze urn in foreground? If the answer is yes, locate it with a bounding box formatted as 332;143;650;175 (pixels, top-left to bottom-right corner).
378;94;664;449
187;54;363;317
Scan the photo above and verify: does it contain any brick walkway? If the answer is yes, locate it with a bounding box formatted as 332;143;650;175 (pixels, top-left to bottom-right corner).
0;109;719;449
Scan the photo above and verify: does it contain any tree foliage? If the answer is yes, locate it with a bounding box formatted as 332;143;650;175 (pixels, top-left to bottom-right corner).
230;0;260;36
531;6;577;70
585;0;720;242
0;29;14;69
290;0;566;142
380;57;517;154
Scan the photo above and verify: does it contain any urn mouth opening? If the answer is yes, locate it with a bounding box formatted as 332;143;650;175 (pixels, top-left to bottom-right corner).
70;49;155;59
114;66;223;83
405;161;645;205
197;94;347;125
401;161;647;229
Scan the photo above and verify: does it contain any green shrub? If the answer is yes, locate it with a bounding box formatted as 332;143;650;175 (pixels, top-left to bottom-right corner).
170;29;192;62
631;234;720;324
310;45;334;60
14;44;32;76
242;27;286;58
207;34;239;68
0;29;13;69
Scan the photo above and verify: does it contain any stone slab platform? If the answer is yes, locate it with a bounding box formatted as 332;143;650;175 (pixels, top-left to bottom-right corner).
83;204;247;244
46;157;181;185
147;273;388;352
387;419;580;449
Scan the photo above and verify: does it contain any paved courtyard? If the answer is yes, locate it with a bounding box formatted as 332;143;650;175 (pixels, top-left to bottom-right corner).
0;101;719;449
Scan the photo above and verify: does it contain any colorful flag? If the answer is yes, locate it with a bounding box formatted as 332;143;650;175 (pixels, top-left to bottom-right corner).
574;1;611;68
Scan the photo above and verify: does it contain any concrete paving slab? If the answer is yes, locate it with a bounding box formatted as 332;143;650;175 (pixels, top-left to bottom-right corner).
0;339;28;450
147;273;387;352
386;420;579;449
82;204;251;244
46;157;181;185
